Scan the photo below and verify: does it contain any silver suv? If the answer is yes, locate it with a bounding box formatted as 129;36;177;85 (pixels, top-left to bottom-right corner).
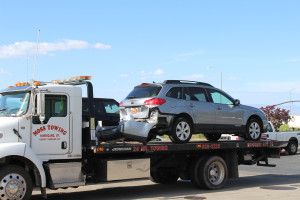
119;80;268;144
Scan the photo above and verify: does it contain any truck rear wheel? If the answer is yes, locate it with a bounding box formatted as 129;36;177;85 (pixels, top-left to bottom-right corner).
287;140;298;155
150;168;179;184
0;165;33;200
190;156;228;190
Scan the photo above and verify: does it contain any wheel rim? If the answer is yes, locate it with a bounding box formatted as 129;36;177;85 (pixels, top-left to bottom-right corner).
290;143;297;153
176;121;191;141
249;122;261;139
0;173;26;200
207;161;225;185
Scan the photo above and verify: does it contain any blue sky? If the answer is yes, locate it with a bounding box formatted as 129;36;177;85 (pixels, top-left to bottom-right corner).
1;1;300;113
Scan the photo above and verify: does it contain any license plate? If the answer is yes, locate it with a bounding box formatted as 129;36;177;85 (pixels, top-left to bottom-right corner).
131;107;139;114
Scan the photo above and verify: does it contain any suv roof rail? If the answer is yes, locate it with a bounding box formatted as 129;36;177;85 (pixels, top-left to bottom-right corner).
163;80;213;87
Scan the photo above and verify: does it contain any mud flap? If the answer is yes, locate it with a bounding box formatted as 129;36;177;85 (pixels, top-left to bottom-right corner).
120;115;155;144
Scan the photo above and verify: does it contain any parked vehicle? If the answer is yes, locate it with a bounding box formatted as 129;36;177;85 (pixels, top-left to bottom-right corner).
0;76;286;199
119;80;268;143
262;121;300;155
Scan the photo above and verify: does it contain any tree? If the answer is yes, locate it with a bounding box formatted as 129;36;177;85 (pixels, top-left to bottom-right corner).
260;105;291;130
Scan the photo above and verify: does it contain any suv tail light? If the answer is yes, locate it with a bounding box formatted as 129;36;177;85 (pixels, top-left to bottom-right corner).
144;98;166;106
119;101;124;107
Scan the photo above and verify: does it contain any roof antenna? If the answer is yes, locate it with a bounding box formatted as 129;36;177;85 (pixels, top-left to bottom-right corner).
32;29;40;83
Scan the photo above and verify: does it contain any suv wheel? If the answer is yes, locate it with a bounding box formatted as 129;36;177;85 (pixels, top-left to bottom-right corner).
170;117;193;144
204;133;222;141
245;118;262;141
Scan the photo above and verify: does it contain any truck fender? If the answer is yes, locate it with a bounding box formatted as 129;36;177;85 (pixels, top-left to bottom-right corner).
24;145;46;187
0;142;46;187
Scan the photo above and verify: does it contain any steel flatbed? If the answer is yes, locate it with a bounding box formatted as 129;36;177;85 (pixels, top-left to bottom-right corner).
90;140;287;154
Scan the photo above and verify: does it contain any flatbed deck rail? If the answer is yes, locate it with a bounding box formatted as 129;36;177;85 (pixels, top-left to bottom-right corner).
91;140;287;154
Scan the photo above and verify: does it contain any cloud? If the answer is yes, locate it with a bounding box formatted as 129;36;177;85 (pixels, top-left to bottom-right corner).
0;69;12;76
120;74;129;77
287;58;300;63
153;69;164;75
139;69;165;80
182;74;204;80
179;51;204;58
0;39;111;58
94;43;112;50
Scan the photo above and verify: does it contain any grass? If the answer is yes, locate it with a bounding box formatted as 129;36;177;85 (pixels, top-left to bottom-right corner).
160;133;206;141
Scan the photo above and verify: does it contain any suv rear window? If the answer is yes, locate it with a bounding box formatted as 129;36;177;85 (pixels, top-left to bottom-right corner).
126;86;162;99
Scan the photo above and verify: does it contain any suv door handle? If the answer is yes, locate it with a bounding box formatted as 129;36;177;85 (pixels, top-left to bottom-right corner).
216;106;222;110
189;103;195;107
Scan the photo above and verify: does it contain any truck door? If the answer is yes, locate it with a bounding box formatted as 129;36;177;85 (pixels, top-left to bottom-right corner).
31;94;70;155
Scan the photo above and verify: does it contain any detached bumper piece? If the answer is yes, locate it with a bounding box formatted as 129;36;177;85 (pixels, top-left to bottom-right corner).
96;115;155;144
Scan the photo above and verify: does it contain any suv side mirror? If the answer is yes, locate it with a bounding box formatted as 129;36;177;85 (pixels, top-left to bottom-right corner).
234;99;240;106
37;93;45;122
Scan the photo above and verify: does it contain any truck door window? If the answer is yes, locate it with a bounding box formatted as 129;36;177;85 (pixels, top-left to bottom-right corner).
268;123;273;132
33;95;67;124
103;100;119;114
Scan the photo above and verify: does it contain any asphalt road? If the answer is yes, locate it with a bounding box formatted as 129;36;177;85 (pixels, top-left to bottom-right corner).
32;153;300;200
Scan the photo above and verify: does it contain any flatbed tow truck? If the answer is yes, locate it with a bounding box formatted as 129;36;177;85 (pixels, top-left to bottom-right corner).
0;76;287;200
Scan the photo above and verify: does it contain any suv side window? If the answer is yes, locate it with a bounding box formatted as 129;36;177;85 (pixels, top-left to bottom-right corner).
208;89;234;105
166;87;182;99
186;87;208;102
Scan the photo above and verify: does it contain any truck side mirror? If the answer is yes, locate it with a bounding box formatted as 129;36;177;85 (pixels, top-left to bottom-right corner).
234;99;240;106
37;93;45;122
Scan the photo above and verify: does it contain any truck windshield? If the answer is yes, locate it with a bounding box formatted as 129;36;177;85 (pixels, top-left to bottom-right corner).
0;92;30;117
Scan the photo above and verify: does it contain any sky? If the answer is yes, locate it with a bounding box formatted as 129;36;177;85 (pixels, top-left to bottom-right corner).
1;1;300;114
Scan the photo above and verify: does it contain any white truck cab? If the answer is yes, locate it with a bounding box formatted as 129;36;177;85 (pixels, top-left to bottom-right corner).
262;121;300;155
0;77;88;199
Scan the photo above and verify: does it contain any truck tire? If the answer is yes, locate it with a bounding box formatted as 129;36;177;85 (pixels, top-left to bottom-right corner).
150;168;179;184
190;156;228;190
170;117;193;144
245;118;262;141
204;133;222;141
287;140;298;155
0;165;33;200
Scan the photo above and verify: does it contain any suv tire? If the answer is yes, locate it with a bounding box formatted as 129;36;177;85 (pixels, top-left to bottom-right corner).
245;118;262;141
170;117;193;144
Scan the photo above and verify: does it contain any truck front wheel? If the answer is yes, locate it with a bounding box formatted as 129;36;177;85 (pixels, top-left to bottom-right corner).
0;165;33;200
190;156;228;190
287;140;298;155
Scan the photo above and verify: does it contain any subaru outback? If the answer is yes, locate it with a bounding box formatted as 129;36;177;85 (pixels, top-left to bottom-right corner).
119;80;268;144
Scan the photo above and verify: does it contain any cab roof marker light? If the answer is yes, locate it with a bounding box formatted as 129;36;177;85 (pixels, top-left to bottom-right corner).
51;76;92;84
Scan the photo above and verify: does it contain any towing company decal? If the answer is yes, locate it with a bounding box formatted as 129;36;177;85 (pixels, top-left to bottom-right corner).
33;125;68;141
